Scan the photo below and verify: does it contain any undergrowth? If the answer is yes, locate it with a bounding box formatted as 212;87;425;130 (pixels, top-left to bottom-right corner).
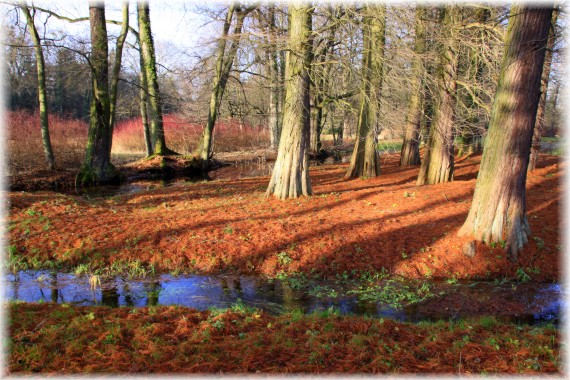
7;303;560;374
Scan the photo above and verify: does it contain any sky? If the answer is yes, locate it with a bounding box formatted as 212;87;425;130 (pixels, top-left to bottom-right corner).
3;0;224;70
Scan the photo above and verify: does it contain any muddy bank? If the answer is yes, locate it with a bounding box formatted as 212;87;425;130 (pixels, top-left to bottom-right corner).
6;144;353;193
8;155;205;193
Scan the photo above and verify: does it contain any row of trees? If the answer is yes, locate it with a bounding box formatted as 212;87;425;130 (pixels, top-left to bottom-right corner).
9;2;563;259
9;3;561;162
267;3;557;260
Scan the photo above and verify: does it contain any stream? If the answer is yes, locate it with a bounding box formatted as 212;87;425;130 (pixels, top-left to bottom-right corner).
3;270;564;325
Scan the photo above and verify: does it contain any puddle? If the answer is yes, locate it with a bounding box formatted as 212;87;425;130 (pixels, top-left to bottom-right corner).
3;271;563;325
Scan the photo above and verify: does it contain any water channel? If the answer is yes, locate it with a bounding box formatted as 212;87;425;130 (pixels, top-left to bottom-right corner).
3;270;563;325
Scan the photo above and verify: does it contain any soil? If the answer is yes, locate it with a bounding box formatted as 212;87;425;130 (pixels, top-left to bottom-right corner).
6;146;346;192
7;303;560;374
6;151;561;282
8;154;205;192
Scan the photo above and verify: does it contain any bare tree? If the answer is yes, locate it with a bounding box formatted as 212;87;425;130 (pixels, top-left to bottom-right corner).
78;1;129;185
78;2;117;185
266;4;313;199
458;5;553;261
265;4;284;150
20;3;55;169
194;2;254;163
109;3;129;131
345;4;385;179
399;6;426;167
417;6;459;186
138;1;175;155
529;8;559;171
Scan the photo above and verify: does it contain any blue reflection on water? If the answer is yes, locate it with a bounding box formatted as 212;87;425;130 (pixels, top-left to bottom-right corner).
2;270;563;324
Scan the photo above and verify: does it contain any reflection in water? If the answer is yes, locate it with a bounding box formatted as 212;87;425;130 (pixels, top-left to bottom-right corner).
50;273;59;303
102;285;119;308
123;282;135;307
145;281;161;306
2;270;563;325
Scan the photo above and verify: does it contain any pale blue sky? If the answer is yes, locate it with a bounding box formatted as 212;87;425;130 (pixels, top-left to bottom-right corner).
4;0;226;69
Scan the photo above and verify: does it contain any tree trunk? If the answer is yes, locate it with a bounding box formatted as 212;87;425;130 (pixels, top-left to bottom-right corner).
138;2;174;156
266;4;312;199
138;43;152;156
268;58;280;149
267;6;281;150
456;7;492;158
310;21;337;154
78;2;118;186
417;6;458;186
548;80;560;134
458;5;553;261
21;5;55;170
278;47;286;138
195;3;251;162
399;6;426;167
528;9;558;171
345;4;385;179
109;2;129;131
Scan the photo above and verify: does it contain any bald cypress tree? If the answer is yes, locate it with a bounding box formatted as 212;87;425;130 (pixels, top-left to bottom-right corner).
399;6;426;167
416;6;459;186
529;9;558;171
266;4;313;199
78;2;118;185
458;5;553;261
137;1;175;156
345;4;385;179
20;4;55;170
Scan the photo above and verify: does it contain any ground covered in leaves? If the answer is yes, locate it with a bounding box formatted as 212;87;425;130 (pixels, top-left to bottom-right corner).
6;302;559;374
6;153;561;282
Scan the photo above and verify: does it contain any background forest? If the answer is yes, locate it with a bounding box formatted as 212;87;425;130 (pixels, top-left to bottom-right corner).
4;2;564;172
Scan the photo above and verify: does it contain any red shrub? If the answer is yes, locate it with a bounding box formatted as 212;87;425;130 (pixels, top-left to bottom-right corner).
6;110;88;172
113;115;270;155
6;111;270;173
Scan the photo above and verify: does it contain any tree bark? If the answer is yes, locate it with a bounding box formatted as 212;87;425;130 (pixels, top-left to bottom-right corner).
458;5;553;261
456;7;492;158
267;5;281;150
528;9;558;171
138;43;152;157
79;2;118;186
195;3;252;162
399;6;426;167
21;5;55;170
310;18;337;154
417;6;458;185
138;1;174;156
109;2;129;131
345;4;385;179
548;80;560;134
266;4;313;199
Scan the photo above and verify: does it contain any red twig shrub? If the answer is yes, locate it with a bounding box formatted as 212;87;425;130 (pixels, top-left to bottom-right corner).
113;115;270;155
6;110;88;172
6;111;270;174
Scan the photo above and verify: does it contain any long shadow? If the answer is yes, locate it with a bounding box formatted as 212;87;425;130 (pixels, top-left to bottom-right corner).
9;150;560;280
85;189;471;276
11;154;480;257
94;166;559;276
